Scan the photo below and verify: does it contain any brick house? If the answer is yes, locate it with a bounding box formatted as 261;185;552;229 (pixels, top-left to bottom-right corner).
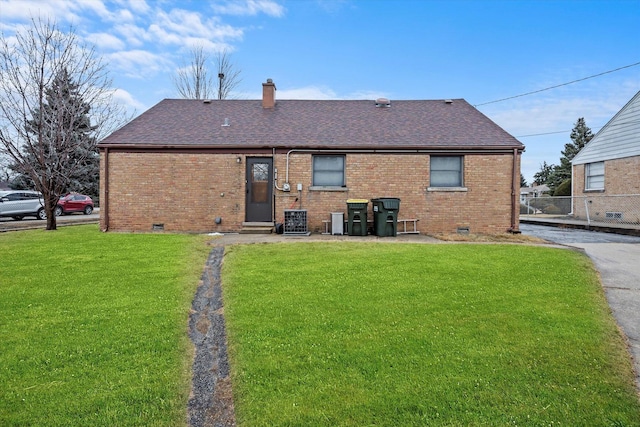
98;79;524;235
571;91;640;222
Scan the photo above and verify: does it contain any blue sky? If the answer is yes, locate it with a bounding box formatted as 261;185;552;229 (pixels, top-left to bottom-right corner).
1;0;639;183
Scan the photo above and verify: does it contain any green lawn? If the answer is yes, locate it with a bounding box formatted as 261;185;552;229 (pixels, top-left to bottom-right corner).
0;225;210;426
222;243;640;426
2;228;639;426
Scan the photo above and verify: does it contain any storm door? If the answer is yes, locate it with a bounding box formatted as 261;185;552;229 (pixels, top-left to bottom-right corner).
245;157;273;222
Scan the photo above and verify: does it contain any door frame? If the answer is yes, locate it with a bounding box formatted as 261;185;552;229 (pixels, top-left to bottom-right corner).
245;157;274;222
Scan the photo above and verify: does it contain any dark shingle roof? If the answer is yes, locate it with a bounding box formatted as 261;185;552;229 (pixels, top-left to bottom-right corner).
99;98;523;150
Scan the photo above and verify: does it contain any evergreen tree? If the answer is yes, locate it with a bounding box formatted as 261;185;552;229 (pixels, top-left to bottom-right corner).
520;173;527;188
12;69;99;200
533;161;555;186
553;118;594;185
1;18;126;229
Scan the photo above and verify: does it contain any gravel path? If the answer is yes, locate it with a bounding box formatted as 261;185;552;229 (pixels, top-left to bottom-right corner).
187;245;236;427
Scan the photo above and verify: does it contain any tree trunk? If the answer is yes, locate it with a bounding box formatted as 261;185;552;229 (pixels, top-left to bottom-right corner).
45;200;57;231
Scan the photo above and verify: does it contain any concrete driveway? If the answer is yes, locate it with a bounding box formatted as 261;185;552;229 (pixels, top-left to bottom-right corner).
520;223;640;389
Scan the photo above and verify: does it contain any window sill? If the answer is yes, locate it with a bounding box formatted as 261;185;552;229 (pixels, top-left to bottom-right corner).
309;186;349;192
584;189;605;193
427;187;468;192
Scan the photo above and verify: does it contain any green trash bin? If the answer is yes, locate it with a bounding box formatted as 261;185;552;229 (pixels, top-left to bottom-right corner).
346;199;369;236
372;198;400;237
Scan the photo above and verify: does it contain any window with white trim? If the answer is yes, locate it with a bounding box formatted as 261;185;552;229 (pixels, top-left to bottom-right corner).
312;155;345;187
585;161;604;190
430;156;463;187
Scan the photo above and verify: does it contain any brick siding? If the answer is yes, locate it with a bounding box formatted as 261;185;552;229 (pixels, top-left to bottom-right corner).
573;156;640;221
101;151;519;234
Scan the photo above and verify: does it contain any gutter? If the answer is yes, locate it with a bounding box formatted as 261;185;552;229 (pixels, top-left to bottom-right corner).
97;143;524;153
102;147;109;231
509;147;521;234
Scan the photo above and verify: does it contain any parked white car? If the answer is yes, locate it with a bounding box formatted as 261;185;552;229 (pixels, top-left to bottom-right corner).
0;190;46;220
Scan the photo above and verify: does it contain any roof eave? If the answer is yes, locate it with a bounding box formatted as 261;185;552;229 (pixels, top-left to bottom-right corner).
98;143;524;153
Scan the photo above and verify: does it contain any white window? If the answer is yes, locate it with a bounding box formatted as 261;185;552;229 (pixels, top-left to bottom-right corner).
313;155;345;187
585;161;604;190
430;156;463;187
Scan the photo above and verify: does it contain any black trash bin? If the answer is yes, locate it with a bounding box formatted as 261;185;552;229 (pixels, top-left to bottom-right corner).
346;199;369;236
372;198;400;237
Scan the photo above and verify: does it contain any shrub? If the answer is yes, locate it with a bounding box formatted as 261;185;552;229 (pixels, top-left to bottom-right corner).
520;203;535;214
544;204;562;214
554;179;572;196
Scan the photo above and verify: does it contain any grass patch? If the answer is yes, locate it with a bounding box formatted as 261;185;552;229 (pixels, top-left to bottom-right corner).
431;232;547;244
0;225;210;426
222;243;640;426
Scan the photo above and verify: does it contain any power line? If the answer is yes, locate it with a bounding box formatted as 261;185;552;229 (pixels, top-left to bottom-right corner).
516;119;640;139
516;130;569;138
474;61;640;107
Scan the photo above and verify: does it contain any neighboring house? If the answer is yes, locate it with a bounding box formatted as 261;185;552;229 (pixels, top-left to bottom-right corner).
98;79;524;235
571;90;640;222
520;184;550;204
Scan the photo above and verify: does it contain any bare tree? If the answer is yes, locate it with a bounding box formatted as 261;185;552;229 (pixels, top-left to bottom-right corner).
0;17;126;230
214;49;241;100
173;46;241;100
172;44;213;100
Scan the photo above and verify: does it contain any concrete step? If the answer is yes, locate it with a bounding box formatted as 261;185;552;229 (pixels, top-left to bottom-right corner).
240;222;274;234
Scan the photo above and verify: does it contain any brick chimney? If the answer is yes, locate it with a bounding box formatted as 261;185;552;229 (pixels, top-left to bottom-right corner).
262;78;276;108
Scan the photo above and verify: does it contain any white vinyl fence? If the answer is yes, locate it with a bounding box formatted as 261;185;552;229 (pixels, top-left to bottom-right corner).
521;194;640;226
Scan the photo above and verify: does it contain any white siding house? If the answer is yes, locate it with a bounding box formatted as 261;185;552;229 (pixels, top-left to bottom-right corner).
571;91;640;224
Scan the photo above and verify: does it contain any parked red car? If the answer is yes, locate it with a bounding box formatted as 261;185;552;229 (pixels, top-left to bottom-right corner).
55;193;94;216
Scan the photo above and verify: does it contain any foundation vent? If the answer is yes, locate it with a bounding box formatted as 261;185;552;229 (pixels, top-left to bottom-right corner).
456;226;470;235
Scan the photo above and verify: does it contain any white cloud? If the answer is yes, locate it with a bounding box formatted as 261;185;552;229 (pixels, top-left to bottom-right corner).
110;87;146;113
481;93;633;139
211;0;285;17
147;8;244;48
76;0;112;21
89;32;126;50
483;81;640;183
117;0;151;15
106;49;173;78
0;0;84;26
112;22;149;47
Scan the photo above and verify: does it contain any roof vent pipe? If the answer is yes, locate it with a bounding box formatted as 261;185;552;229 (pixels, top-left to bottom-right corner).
375;98;391;107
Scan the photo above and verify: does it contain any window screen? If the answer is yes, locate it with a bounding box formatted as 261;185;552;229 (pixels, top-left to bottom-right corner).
313;155;345;186
430;156;463;187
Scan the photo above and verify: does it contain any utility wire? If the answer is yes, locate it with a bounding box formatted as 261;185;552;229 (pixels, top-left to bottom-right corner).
516;119;640;139
474;61;640;107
